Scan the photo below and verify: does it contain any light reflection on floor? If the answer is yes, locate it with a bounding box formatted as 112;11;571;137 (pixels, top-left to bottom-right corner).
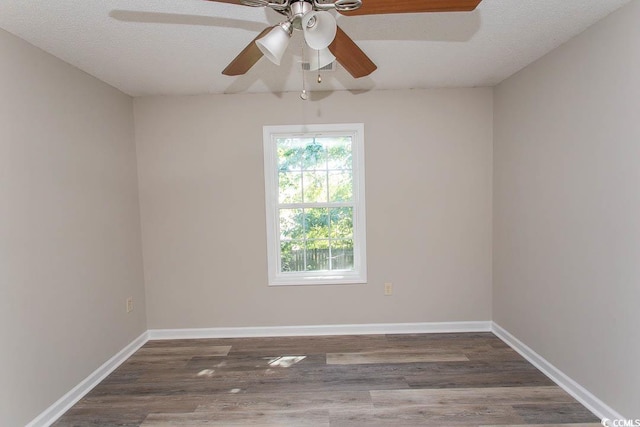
267;355;307;367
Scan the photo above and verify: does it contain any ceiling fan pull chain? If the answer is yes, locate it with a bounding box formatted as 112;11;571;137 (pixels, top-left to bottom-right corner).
301;42;309;100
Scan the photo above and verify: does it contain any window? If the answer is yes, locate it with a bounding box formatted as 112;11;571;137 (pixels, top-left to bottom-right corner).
263;123;367;286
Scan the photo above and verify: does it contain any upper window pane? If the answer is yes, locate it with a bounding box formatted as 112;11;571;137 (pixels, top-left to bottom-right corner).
277;138;310;171
327;137;352;170
303;171;328;203
328;171;353;202
278;137;352;204
279;171;302;204
301;140;327;171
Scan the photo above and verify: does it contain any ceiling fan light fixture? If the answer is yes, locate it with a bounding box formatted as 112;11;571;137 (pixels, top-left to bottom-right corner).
306;47;335;71
256;21;293;66
302;11;337;50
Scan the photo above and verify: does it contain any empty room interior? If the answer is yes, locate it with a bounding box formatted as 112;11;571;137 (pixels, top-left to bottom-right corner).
1;0;639;425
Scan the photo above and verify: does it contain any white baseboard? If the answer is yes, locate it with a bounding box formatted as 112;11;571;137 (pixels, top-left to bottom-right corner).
26;331;149;427
491;322;625;422
147;321;492;340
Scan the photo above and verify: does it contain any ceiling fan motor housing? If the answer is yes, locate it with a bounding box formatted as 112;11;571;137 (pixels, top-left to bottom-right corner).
290;1;313;29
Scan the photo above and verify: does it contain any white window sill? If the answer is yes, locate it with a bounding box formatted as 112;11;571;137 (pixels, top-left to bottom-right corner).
268;275;367;287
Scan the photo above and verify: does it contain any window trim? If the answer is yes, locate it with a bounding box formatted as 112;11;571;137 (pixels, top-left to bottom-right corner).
263;123;367;286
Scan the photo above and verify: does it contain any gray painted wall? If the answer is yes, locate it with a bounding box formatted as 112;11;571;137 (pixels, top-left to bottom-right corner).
0;29;147;426
134;89;494;329
493;1;640;418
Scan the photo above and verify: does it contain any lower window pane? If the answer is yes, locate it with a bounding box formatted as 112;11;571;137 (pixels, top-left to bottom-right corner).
304;208;329;239
331;240;354;271
306;240;330;271
280;209;303;240
329;207;353;239
281;241;305;272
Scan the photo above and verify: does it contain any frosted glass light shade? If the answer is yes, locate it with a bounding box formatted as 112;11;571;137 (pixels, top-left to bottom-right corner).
302;11;337;50
256;24;292;66
307;47;335;71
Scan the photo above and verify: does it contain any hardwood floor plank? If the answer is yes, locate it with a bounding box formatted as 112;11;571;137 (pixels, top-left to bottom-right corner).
329;405;526;426
186;353;326;371
53;395;206;427
464;346;528;362
386;332;507;347
194;390;373;412
84;377;254;397
224;335;390;356
370;386;579;407
405;360;555;389
480;424;603;427
327;348;470;364
513;403;600;424
141;409;331;426
135;345;232;357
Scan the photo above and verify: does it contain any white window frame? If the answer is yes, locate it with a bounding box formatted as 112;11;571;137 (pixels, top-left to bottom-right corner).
263;123;367;286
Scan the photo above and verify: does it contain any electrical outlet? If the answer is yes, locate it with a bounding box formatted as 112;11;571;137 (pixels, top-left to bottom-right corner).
126;297;134;313
384;282;393;296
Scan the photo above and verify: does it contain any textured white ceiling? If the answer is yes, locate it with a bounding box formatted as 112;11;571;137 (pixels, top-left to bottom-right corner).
0;0;631;96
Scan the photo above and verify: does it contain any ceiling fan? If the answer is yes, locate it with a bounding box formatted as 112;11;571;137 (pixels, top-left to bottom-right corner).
207;0;483;78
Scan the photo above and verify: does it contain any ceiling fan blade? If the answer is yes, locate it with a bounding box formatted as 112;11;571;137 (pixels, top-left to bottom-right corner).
222;27;271;76
328;26;377;78
339;0;482;16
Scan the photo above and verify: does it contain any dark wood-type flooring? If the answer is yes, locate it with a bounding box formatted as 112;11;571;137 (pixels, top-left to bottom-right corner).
54;332;600;426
